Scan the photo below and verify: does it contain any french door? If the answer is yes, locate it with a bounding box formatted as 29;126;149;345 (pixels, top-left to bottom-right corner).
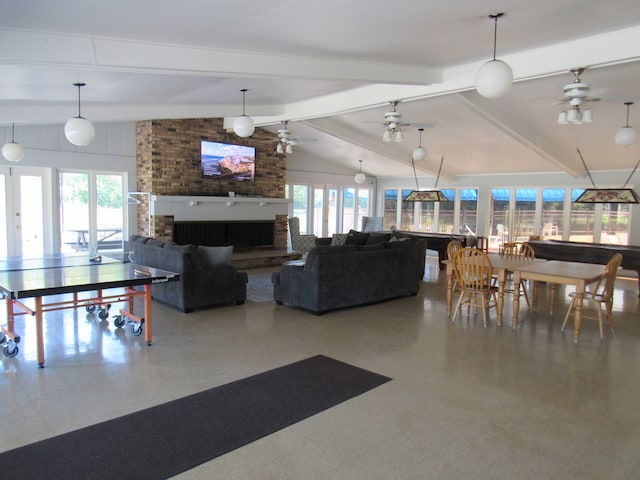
0;167;50;257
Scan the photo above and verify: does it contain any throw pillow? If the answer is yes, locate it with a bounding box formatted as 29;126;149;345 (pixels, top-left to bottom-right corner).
198;245;233;267
330;233;348;246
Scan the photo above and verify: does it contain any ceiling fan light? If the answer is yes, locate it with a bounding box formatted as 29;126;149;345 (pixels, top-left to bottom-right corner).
581;108;592;123
566;108;579;124
394;130;404;142
2;141;24;162
276;142;283;154
285;143;293;154
233;115;255;138
64;116;95;146
412;146;427;162
615;126;637;147
382;130;392;142
475;59;513;99
557;111;568;124
355;159;366;184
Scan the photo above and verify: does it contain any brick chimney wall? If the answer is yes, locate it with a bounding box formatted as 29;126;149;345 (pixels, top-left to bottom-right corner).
136;118;288;248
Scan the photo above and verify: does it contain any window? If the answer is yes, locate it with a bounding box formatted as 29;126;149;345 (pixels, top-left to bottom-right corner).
542;188;564;239
384;189;398;230
570;188;595;242
459;188;478;235
60;172;126;255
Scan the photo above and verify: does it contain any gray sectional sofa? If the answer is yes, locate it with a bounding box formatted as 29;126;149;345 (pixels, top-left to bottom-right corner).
129;235;248;312
272;232;427;314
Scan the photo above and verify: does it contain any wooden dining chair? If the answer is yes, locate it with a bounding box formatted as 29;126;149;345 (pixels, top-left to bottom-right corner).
451;247;498;327
561;253;623;339
500;241;535;306
447;239;464;294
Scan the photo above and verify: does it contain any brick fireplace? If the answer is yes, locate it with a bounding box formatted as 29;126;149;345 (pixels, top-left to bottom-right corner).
135;118;289;249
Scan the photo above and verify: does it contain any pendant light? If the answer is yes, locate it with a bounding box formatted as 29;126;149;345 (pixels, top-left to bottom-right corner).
475;13;513;99
412;128;427;162
64;83;95;146
355;160;366;184
2;123;24;162
615;102;637;147
233;89;255;138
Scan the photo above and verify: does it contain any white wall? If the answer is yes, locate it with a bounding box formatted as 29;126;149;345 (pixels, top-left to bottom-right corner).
1;122;138;247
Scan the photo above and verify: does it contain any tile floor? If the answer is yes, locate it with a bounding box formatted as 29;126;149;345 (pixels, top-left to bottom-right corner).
1;258;640;479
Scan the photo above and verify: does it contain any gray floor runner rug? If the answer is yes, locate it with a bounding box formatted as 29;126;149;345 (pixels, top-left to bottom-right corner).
0;355;391;479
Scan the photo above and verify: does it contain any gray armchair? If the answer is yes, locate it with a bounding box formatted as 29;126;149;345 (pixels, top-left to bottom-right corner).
288;217;317;253
362;216;383;232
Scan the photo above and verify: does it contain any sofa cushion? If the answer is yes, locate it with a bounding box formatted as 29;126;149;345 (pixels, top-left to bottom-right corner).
145;238;165;248
164;243;208;270
304;244;357;271
345;229;369;245
198;245;233;266
129;235;150;244
356;243;386;252
366;233;392;245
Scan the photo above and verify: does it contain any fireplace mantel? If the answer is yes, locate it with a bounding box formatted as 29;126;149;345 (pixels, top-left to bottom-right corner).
149;194;290;222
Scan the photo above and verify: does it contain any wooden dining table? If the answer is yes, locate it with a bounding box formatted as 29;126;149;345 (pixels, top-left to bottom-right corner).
511;260;606;342
444;253;545;326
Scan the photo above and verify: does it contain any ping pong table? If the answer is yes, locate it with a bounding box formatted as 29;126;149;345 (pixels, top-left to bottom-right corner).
0;254;178;367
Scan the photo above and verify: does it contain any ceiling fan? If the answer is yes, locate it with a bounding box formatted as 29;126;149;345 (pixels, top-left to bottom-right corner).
273;121;298;154
273;121;316;154
557;67;600;125
381;101;410;142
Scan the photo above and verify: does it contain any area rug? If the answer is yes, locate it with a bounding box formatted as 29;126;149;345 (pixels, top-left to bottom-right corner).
0;355;391;480
246;269;277;302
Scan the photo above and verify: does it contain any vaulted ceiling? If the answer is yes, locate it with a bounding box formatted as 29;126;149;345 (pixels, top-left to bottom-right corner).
2;0;640;181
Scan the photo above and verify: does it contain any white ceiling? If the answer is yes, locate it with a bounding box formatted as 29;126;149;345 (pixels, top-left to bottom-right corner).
2;0;640;180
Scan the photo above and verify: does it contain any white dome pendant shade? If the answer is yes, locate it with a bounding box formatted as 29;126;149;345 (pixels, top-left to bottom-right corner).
2;123;24;162
412;128;427;162
615;102;637;147
233;89;255;138
475;13;513;99
65;83;95;146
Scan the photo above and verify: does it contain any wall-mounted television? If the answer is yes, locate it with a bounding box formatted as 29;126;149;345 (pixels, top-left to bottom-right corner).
201;140;255;181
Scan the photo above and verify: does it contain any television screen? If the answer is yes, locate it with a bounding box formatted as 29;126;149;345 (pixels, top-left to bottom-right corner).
201;140;255;181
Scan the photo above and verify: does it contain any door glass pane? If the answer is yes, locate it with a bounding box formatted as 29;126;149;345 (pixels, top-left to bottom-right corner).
0;174;6;256
342;187;355;232
327;189;337;236
60;173;90;254
440;189;455;233
400;189;414;230
417;202;435;231
20;175;44;257
356;188;369;231
459;188;478;235
570;188;594;242
292;185;309;233
490;188;510;252
96;174;124;254
601;203;630;245
514;188;536;241
542;188;564;239
384;189;398;230
313;187;323;236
